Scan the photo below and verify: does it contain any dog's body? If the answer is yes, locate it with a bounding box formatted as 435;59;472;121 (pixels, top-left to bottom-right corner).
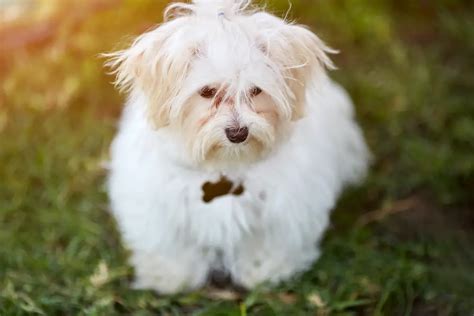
107;0;369;294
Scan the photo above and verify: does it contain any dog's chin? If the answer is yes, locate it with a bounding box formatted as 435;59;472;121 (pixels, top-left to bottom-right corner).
197;137;269;169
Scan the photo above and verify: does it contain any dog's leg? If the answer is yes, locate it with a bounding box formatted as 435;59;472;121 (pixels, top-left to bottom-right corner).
229;232;321;288
130;247;209;294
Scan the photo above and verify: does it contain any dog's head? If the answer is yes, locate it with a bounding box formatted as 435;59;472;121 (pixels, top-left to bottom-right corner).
106;0;335;169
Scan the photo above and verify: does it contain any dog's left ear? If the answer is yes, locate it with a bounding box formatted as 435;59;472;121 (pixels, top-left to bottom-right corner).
286;25;336;120
105;19;196;128
262;21;336;121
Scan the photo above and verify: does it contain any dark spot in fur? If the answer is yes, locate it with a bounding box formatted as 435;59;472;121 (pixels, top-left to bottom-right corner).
202;176;245;203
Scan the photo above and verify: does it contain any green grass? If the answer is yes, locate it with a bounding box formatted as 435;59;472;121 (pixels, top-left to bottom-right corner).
1;0;473;315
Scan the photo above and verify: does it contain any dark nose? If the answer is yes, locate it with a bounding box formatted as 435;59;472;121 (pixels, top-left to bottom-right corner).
225;126;249;143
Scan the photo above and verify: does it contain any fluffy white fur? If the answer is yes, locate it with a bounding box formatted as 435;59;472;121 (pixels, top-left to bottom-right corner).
106;0;370;294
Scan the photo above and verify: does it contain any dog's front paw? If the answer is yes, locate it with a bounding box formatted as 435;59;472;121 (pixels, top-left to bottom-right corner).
130;251;209;294
232;249;320;289
132;273;200;295
232;258;291;289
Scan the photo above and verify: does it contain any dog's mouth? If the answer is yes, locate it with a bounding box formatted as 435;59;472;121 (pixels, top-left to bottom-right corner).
202;137;265;163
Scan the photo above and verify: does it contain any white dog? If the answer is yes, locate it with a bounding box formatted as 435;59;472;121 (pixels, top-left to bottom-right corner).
106;0;369;294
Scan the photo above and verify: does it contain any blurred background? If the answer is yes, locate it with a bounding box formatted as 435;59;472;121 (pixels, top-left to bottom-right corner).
1;0;473;315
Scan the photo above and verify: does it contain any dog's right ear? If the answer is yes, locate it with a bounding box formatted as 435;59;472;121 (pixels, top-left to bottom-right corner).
104;19;196;128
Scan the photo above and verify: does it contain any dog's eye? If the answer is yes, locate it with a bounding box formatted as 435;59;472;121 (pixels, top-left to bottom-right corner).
250;86;262;97
199;86;217;99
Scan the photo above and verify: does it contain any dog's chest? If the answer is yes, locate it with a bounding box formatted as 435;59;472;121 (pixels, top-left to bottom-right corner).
169;172;268;245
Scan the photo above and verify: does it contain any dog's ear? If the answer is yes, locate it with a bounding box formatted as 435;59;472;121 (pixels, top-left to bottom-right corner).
286;25;336;120
105;19;196;128
262;21;336;121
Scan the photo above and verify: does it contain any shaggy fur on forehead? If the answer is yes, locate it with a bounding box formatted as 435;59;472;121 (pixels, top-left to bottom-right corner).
105;0;336;128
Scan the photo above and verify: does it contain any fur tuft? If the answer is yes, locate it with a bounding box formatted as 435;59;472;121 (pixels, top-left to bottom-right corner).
165;0;253;21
